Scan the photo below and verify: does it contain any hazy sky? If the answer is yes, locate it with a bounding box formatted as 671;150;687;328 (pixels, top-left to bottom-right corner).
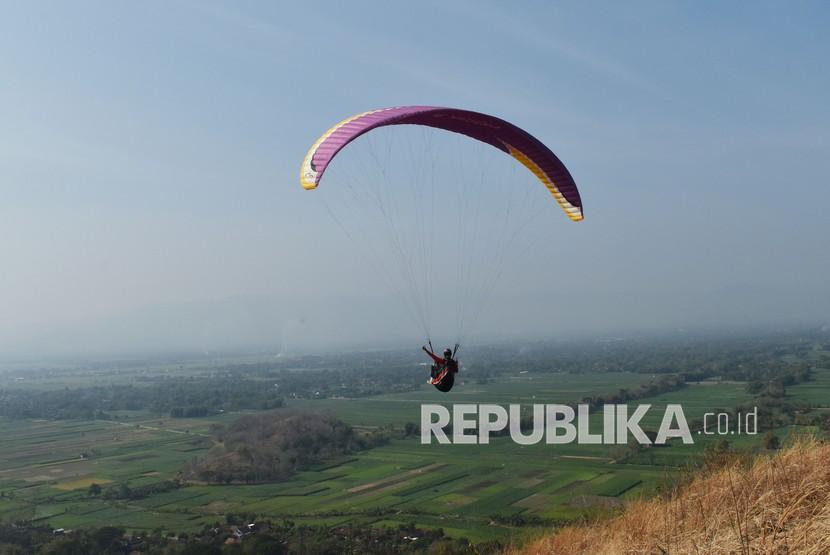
1;1;828;358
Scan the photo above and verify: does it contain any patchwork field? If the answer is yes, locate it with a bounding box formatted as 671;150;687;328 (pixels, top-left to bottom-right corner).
1;362;827;543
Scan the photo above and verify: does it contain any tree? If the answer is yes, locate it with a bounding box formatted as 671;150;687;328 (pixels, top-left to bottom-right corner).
91;527;124;552
241;536;286;555
180;545;221;555
87;483;102;497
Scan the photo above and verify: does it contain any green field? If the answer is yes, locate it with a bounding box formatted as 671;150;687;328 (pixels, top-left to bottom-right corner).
1;360;828;543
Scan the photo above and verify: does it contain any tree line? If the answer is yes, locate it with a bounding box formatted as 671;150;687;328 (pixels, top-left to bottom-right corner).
0;520;499;554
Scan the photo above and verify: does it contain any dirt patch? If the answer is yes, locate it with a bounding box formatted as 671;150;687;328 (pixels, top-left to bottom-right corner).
550;480;590;495
24;475;54;483
515;493;555;510
200;501;238;513
568;494;624;509
460;480;497;494
441;494;476;508
347;463;445;494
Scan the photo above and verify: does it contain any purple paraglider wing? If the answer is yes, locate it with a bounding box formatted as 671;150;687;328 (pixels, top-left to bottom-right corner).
300;106;583;221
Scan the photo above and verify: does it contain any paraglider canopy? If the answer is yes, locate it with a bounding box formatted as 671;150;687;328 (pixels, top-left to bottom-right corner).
300;106;583;221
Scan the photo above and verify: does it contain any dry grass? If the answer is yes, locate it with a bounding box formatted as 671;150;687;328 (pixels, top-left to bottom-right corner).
513;438;830;555
54;477;113;490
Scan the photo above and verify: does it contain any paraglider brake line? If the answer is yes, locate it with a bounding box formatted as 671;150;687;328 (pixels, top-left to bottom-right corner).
425;340;459;358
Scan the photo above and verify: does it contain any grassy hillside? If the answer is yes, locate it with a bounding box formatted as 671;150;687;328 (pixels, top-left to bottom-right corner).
514;437;830;554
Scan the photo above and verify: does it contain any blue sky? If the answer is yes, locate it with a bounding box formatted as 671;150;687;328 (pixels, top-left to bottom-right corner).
1;1;828;357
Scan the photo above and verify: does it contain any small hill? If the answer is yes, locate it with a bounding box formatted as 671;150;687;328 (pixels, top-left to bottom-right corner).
184;410;368;483
515;438;830;555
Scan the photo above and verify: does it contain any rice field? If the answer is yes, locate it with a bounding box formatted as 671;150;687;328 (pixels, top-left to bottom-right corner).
1;364;827;542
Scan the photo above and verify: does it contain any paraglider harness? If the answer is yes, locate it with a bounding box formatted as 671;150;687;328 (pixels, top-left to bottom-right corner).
426;341;459;392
